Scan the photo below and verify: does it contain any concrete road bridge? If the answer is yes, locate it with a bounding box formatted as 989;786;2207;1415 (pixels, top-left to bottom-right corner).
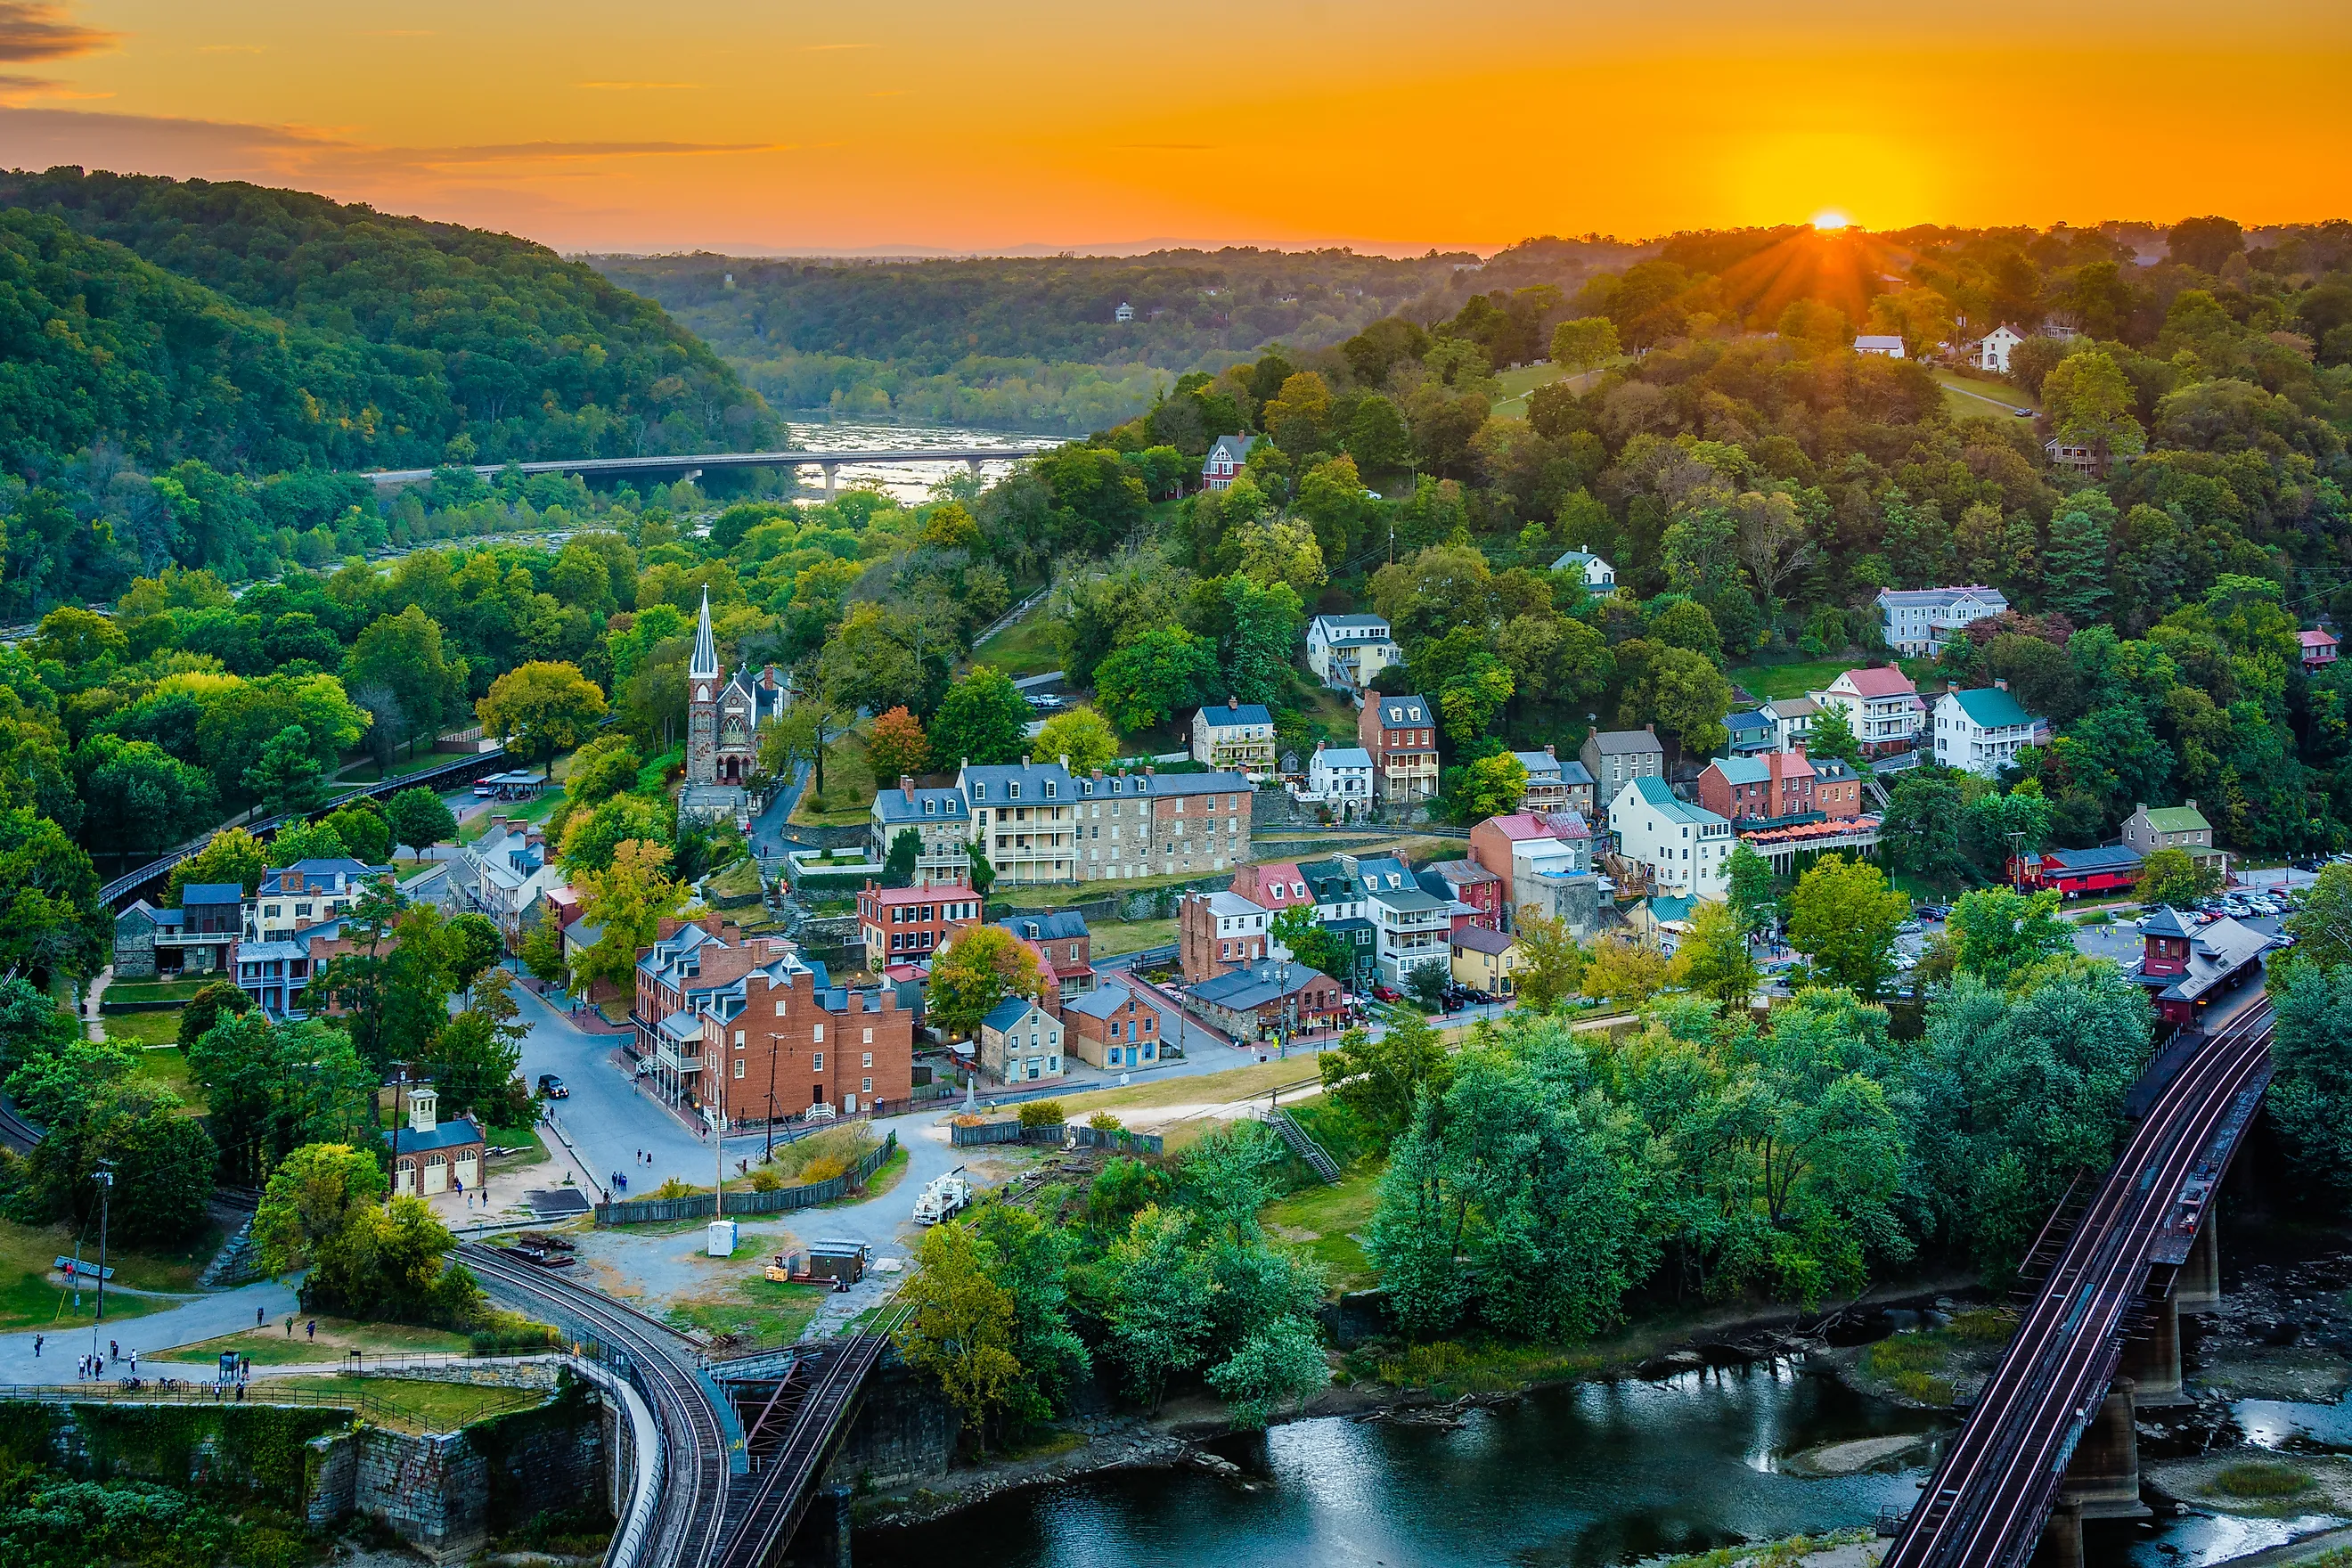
366;445;1058;498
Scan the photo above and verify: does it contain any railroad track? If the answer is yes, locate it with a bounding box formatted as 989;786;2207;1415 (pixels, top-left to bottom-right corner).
1883;1002;2275;1568
457;1243;732;1568
0;1099;41;1154
714;1300;916;1568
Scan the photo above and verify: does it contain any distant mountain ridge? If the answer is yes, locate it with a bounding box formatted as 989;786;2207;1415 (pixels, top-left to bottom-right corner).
0;166;778;478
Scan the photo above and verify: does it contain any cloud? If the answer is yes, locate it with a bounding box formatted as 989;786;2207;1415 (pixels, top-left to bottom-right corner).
0;2;114;63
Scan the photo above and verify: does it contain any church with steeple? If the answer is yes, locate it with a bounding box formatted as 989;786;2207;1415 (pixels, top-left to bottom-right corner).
684;589;788;791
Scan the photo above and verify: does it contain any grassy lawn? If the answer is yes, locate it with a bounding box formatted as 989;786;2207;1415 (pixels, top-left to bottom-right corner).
706;857;765;902
1489;359;1627;420
104;979;210;1006
153;1317;476;1365
1091;917;1177;956
818;1145;908;1206
1262;1166;1383;1293
1933;370;2038;417
665;1273;832;1343
970;609;1063;678
1044;1057;1325;1123
790;728;881;827
104;1010;185;1049
132;1045;208;1115
1728;655;1939;703
0;1215;224;1331
485;1123;552;1168
277;1373;544;1433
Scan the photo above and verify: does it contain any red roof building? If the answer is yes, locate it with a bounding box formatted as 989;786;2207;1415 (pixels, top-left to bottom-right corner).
858;880;984;972
2300;629;2339;671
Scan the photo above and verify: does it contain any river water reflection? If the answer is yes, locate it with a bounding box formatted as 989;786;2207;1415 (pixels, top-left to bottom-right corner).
864;1360;1949;1568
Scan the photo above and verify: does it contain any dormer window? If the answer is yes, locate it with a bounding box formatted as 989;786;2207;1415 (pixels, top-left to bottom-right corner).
973;783;986;801
1044;781;1056;799
925;799;936;814
1009;782;1021;800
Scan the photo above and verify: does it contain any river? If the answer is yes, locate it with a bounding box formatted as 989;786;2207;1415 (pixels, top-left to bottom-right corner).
782;418;1045;505
863;1360;1947;1568
860;1364;2352;1568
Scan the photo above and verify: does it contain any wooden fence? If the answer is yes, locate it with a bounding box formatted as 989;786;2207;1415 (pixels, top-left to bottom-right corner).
592;1133;897;1226
948;1121;1162;1155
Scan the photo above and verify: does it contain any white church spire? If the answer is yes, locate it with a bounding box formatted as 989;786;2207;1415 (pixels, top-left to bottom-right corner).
690;587;720;681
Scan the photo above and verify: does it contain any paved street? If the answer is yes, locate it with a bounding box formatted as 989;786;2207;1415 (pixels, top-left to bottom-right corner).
0;1277;300;1384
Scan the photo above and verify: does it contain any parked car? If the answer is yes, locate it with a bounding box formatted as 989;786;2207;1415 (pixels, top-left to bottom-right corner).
537;1074;568;1098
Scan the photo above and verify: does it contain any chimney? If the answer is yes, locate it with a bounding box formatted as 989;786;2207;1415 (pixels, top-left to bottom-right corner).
1229;695;1239;714
1644;723;1655;734
1545;743;1556;758
1994;678;2009;691
1021;755;1031;767
2135;803;2146;816
902;775;915;802
2186;798;2198;812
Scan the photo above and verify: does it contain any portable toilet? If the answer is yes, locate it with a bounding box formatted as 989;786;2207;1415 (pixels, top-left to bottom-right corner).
707;1219;739;1257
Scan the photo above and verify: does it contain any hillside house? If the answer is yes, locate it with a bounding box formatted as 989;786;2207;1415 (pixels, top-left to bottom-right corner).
1877;586;2011;657
1931;685;2040;777
1358;694;1439;802
1202;435;1252;491
1191;698;1278;772
1812;668;1926;754
1305;615;1399;690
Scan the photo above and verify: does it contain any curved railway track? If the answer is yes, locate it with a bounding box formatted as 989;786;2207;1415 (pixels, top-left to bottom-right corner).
457;1243;733;1568
1884;1002;2275;1568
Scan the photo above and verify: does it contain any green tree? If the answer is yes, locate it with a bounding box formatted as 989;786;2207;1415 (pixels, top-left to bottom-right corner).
1725;840;1777;938
1582;932;1669;1009
925;925;1043;1039
559;792;671;875
1316;1013;1450;1149
1270;903;1349;983
1218;576;1305;707
233;1144;386;1282
2042;504;2113;624
164;826;267;904
1033;705;1120;772
266;818;347;865
2043;348;2145;460
477;661;608;778
1787;853;1908;1000
384;787;459;857
1509;910;1587;1012
0;806;111;984
1946;887;2075;987
1882;771;1969;888
561;734;643;810
1098;1204;1217;1408
1804;704;1865;774
2136;845;2218;907
346;606;465;757
2267;962;2352;1203
1550;316;1621;373
243;723;327;817
894;1220;1025;1451
321;802;390;865
1450;751;1528;821
2287;862;2352;969
574;839;688;995
927;666;1031;767
1405;960;1450;1014
443;913;508;1003
1091;628;1217;733
0;972;75;1077
884;828;922;887
187;1012;378;1186
1619;644;1733;758
424;969;527;1123
72;735;218;856
177;978;253;1051
1673;898;1758;1010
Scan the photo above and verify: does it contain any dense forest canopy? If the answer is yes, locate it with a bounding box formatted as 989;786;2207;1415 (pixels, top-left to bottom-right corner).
0;167;780;478
593;241;1643;431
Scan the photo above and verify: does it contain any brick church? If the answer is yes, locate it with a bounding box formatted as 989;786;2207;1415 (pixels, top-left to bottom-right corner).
686;589;788;790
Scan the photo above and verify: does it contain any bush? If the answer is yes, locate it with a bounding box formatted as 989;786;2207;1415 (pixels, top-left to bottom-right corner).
2213;1461;2313;1498
797;1155;845;1183
1018;1099;1066;1128
764;1121;878;1180
747;1168;783;1192
1891;1371;1956;1404
1948;1309;2015;1342
1088;1111;1123;1131
650;1177;698;1201
470;1310;559;1354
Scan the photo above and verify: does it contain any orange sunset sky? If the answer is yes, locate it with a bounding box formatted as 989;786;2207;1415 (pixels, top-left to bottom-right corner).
0;0;2346;254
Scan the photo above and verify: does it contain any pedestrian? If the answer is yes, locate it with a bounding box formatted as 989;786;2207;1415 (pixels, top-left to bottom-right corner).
286;1315;294;1336
129;1350;137;1375
306;1319;316;1342
32;1333;40;1358
110;1338;118;1360
256;1305;265;1327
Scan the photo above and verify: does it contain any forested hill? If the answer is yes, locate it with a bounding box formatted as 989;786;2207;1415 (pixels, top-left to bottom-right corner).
0;167;780;477
592;243;1644;431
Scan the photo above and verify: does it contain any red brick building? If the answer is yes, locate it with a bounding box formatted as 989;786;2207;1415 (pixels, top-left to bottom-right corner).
1231;862;1311;913
858;880;983;971
1179;889;1273;983
995;910;1093;995
1420;859;1503;931
1063;982;1162;1069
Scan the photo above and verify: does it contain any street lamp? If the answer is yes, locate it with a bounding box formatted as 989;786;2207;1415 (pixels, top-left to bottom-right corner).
91;1160;113;1361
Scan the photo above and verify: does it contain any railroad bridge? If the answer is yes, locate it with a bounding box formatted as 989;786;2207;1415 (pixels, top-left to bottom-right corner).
1882;1001;2274;1568
459;1244;924;1568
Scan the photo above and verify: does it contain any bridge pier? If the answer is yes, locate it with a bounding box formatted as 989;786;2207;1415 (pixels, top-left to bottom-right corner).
820;461;839;501
2059;1384;2147;1521
2035;1499;2085;1568
2122;1294;2185;1405
965;456;984;477
2177;1211;2221;1313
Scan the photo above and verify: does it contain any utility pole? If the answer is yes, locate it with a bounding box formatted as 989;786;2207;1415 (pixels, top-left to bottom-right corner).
93;1160;114;1347
386;1068;407;1207
713;1044;725;1220
764;1033;780;1163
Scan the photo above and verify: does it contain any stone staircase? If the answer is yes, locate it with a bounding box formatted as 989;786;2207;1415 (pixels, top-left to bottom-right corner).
1266;1108;1342;1185
198;1188;266;1289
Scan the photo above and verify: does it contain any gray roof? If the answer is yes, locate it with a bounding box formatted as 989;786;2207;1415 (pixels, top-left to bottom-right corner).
180;883;244;905
384;1117;485;1155
999;911;1089;943
1514;750;1564;779
1196;700;1273;729
1451;926;1516;955
1205;435;1253;466
1368;696;1431;728
1588;729;1665;755
1315;746;1372;770
564;917;606;946
962;759;1076;803
1369;886;1446;914
1063;984;1136;1020
874;786;969;825
1311;614;1392;645
982;996;1047;1033
2137;914;2273;1003
690;587;720;679
1072;769;1249;800
1557;758;1595;786
1188;960;1330;1011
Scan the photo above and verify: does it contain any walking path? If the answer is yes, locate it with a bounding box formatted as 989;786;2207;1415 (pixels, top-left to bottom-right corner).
82;965;112;1041
0;1276;300;1384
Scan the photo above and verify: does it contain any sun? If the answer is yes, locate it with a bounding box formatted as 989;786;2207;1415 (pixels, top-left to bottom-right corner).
1811;211;1850;232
